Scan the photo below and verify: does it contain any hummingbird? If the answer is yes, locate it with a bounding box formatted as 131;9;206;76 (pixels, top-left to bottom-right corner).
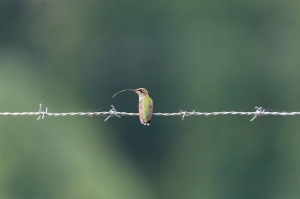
113;88;153;125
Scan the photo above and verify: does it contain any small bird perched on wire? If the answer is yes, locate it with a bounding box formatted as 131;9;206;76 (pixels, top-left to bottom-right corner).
113;88;153;125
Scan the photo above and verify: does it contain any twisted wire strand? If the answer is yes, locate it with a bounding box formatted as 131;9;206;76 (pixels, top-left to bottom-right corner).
0;104;299;121
0;111;300;117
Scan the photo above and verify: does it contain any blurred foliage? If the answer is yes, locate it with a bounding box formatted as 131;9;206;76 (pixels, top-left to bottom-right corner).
1;0;300;198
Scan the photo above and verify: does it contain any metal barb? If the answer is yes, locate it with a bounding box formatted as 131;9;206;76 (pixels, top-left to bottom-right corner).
250;107;265;122
180;110;187;120
190;110;195;116
180;110;195;121
37;103;48;120
104;105;121;121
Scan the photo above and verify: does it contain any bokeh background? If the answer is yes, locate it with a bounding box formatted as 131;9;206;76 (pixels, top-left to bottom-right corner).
1;1;300;198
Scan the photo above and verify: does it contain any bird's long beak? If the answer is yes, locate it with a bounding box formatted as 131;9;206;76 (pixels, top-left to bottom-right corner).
112;89;136;97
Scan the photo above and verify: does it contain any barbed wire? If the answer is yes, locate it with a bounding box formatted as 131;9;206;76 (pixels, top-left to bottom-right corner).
0;104;299;122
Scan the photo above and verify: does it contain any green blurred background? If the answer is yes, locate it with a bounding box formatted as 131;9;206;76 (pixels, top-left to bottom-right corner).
1;1;300;198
